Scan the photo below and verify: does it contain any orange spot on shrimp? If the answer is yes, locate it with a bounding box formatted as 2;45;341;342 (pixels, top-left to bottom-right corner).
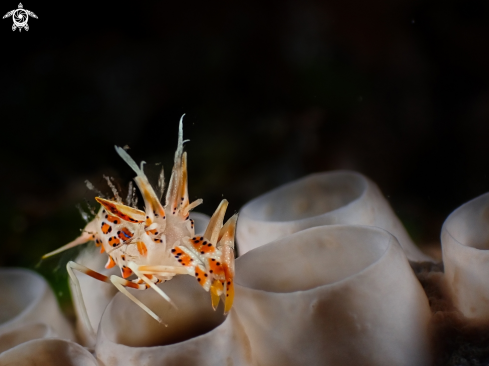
101;222;112;235
171;247;194;267
108;236;121;247
100;245;105;253
137;241;147;256
208;258;225;277
122;266;133;278
106;215;121;225
189;236;216;255
105;256;116;269
117;227;133;241
194;266;210;288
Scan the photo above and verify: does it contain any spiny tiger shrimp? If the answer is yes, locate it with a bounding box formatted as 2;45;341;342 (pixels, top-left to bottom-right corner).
43;115;237;334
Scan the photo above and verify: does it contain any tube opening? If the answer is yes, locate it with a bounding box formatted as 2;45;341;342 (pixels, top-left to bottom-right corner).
235;225;390;293
0;269;44;325
243;172;366;222
101;275;226;347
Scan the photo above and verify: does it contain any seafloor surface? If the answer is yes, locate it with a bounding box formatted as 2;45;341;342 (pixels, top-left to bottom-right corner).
412;261;489;366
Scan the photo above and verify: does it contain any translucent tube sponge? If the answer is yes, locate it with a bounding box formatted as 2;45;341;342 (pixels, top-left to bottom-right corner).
0;338;98;366
234;225;432;366
0;268;74;341
95;275;251;366
0;323;57;354
237;171;430;261
441;192;489;319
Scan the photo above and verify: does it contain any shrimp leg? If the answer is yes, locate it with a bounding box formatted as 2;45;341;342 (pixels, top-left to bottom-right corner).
127;262;178;310
110;275;166;325
66;261;151;337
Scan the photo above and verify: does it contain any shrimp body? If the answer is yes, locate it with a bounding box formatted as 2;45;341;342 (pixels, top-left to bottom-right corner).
43;116;236;333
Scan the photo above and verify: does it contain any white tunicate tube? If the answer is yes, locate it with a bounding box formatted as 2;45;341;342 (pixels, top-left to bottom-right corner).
234;225;432;366
95;275;251;366
0;268;74;342
237;171;430;261
0;338;98;366
441;192;489;319
0;322;57;354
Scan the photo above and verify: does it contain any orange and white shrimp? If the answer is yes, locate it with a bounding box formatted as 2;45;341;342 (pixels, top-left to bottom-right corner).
43;115;237;334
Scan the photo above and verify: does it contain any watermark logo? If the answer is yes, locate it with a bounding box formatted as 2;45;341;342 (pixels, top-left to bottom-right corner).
3;3;37;32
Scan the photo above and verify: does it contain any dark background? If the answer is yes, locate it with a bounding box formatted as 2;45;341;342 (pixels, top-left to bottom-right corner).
1;0;488;294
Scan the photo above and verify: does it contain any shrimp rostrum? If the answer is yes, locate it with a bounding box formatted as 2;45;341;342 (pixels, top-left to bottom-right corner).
43;116;237;333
